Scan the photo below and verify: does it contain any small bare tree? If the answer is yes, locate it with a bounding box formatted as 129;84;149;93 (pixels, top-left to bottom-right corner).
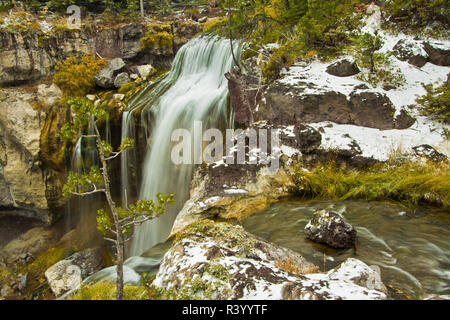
61;97;174;300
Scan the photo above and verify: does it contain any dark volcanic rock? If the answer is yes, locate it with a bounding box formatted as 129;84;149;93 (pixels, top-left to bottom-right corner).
326;59;360;77
394;109;416;129
305;209;357;249
227;59;397;130
423;41;450;66
392;39;428;68
295;124;322;154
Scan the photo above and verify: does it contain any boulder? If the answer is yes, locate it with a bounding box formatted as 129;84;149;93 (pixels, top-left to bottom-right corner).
412;144;447;162
154;221;387;300
295;124;322;154
423;41;450;66
326;59;360;77
45;260;82;297
45;247;104;297
305;209;357;249
394;109;416;129
114;72;131;88
37;84;63;107
392;39;428;68
94;58;126;89
137;64;157;80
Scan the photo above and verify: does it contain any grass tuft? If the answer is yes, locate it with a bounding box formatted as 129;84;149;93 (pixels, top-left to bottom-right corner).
290;161;450;210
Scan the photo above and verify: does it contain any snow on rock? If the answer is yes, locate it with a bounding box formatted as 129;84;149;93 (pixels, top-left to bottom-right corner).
154;221;387;300
305;209;357;249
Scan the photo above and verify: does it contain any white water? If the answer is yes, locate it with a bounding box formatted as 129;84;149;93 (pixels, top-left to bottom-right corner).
122;36;241;256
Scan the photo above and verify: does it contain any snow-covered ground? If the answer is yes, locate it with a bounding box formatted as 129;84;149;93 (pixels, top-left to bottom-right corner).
278;5;449;161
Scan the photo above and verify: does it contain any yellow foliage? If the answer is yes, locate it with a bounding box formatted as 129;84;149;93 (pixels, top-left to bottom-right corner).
140;23;174;51
53;55;106;97
68;282;149;300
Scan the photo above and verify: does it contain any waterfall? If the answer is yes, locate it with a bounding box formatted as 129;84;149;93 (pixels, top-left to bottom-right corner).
121;35;242;256
67;116;100;233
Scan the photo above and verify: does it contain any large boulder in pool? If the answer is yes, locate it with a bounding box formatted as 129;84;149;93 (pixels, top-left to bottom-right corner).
305;209;357;249
154;221;387;299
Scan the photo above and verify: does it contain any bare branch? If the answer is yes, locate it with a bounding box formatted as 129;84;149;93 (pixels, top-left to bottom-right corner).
70;185;106;196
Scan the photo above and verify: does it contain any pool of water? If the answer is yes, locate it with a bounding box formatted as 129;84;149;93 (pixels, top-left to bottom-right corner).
241;200;450;298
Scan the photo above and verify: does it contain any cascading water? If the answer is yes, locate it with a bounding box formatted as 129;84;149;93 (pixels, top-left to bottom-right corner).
121;35;242;256
66;116;100;233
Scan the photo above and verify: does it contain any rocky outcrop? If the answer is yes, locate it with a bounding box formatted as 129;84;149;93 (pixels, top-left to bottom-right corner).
326;59;360;77
423;41;450;66
94;58;126;89
0;85;68;223
305;209;357;249
0;21;201;87
0;227;58;265
155;221;387;300
45;247;105;297
226;58;407;130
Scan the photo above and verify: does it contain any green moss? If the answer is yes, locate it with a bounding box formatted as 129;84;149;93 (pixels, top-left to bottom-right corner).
290;161;450;210
19;247;76;299
175;220;257;258
204;264;230;282
262;43;297;83
139;24;174;51
68;282;149;300
53;55;106;97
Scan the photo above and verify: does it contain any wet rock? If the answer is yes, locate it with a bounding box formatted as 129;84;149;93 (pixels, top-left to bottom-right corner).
423;41;450;66
305;209;357;249
295;124;322;154
114;72;130;88
412;144;447;162
326;59;360;77
45;247;104;297
156;221;386;300
392;39;428;67
94;58;126;89
137;64;157;80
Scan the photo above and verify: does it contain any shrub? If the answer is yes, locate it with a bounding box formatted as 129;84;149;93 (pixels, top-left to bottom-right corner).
53;55;106;97
385;0;449;28
354;32;406;88
416;81;450;123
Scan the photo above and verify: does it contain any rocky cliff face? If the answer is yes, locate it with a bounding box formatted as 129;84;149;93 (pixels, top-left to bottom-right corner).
0;20;201;86
0;85;64;223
